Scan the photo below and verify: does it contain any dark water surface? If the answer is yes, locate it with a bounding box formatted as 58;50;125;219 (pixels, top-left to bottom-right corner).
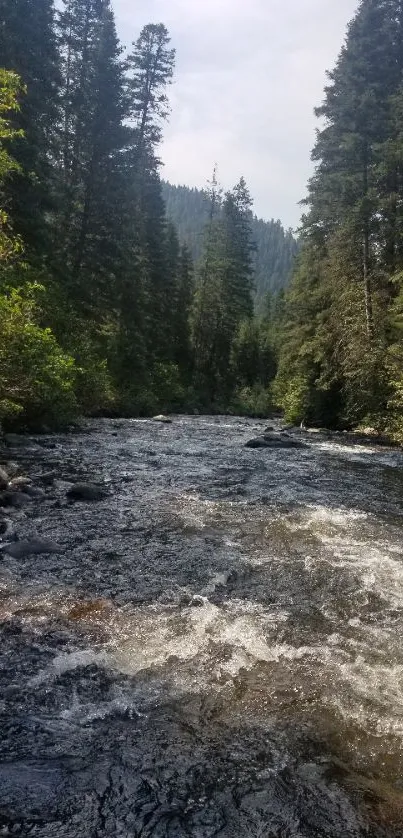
1;416;403;837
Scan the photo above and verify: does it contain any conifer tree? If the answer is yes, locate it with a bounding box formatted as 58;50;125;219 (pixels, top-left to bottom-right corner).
0;0;60;254
56;0;127;310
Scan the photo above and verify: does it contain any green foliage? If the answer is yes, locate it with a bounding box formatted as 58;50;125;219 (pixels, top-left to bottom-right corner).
231;319;276;389
275;1;403;438
162;180;299;305
191;174;257;407
0;283;77;428
231;385;273;418
72;334;116;417
0;3;297;425
0;69;25;264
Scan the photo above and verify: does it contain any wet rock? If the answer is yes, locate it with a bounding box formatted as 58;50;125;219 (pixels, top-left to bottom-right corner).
153;415;172;424
0;490;31;508
8;475;32;491
3;461;20;477
22;484;46;499
66;482;108;502
1;538;63;559
0;518;14;537
54;478;74;491
0;466;9;489
246;432;306;449
190;594;207;607
38;470;58;485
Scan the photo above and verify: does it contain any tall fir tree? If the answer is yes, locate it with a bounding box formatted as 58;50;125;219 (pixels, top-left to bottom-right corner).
276;0;403;433
56;0;127;312
0;0;60;255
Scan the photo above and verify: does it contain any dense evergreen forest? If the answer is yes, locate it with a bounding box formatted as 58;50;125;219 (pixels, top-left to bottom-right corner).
161;181;298;308
275;0;403;442
0;0;286;427
0;0;402;440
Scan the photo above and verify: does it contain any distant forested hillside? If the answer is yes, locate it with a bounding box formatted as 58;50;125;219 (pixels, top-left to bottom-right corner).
161;182;299;307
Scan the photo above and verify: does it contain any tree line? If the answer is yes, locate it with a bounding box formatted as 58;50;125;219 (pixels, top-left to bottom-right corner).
273;0;403;442
3;0;400;439
0;0;286;428
161;181;298;309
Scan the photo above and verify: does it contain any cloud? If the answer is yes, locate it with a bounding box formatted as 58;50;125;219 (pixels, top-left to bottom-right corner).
113;0;359;228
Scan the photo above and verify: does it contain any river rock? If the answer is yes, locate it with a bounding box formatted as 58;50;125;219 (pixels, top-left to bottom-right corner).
3;461;20;477
8;475;32;491
0;490;32;508
0;466;9;490
246;432;307;449
153;415;172;424
190;594;208;607
21;484;46;499
0;518;14;537
67;482;108;502
1;538;63;559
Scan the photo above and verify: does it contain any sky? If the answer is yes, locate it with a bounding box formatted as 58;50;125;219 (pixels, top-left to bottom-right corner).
113;0;359;229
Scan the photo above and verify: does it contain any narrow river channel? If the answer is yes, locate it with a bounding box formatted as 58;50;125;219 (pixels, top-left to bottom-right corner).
1;416;403;837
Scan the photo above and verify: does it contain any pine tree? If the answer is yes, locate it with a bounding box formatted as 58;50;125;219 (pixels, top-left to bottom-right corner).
56;0;126;310
276;0;403;432
119;22;176;389
191;174;255;406
0;0;61;255
126;23;175;165
174;244;194;381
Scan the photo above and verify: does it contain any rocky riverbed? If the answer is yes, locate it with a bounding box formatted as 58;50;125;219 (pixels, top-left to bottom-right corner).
0;416;403;837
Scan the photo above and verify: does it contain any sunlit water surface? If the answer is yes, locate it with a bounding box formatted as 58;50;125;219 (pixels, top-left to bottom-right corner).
0;416;403;836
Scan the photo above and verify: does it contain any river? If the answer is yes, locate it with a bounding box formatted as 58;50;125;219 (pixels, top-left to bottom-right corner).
0;416;403;837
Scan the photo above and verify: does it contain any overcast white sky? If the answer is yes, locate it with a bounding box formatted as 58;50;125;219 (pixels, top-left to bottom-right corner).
113;0;359;228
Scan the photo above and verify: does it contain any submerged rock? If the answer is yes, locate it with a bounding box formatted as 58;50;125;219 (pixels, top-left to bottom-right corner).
8;475;32;491
246;432;307;450
153;415;172;424
21;484;46;499
67;482;108;502
1;538;63;559
0;490;32;508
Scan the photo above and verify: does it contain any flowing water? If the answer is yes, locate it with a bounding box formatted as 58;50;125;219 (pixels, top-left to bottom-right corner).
1;416;403;837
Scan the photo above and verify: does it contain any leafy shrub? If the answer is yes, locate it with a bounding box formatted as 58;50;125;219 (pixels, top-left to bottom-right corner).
232;384;273;417
0;283;77;429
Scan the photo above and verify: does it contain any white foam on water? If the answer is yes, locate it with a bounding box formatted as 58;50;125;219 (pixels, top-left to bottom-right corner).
317;441;378;457
60;691;142;724
29;648;108;686
339;658;403;714
320;537;403;609
28;598;323;691
171;492;249;532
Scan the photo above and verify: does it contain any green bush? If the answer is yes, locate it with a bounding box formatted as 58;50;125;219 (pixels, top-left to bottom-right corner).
231;384;273;417
0;283;77;429
73;335;116;416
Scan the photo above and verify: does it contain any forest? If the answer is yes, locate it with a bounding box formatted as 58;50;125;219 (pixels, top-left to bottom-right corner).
0;0;402;442
161;181;299;309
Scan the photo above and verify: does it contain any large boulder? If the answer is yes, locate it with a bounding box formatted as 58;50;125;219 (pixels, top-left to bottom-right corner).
246;432;307;450
66;482;108;502
153;415;172;424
